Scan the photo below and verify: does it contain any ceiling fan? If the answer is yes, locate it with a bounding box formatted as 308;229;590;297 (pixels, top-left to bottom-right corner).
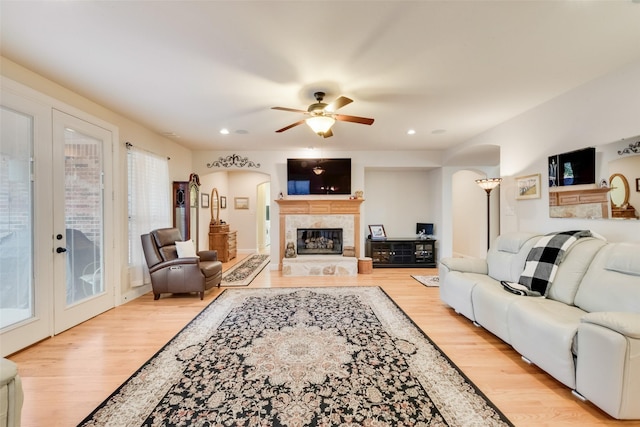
272;91;374;138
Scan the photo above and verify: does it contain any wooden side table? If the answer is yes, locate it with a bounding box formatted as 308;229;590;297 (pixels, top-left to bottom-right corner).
208;223;237;262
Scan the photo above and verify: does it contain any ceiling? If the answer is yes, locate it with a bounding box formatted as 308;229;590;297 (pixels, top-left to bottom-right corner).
2;1;640;153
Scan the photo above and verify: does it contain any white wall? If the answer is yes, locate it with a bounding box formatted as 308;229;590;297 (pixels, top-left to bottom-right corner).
453;170;488;258
450;58;640;243
363;169;435;238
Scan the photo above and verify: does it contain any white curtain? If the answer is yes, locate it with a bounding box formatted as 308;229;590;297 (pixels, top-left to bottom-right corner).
127;148;170;287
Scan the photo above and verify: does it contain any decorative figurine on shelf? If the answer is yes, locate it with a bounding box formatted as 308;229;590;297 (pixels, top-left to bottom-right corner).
285;241;296;258
278;192;284;200
355;190;363;199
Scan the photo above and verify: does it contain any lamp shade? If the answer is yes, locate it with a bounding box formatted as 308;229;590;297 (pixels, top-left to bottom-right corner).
306;116;335;135
475;178;502;193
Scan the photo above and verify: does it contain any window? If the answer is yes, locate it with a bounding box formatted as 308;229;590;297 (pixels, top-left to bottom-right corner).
127;148;170;287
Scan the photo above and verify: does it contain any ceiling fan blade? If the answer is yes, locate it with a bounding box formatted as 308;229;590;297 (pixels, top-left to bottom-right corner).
322;128;333;138
272;106;308;114
325;96;353;112
335;114;375;125
275;120;306;133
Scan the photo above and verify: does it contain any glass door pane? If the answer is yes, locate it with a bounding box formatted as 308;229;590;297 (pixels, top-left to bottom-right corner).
63;128;104;305
0;106;34;329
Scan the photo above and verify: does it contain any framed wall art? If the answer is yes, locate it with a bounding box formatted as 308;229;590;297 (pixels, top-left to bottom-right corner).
220;196;227;209
200;193;209;208
234;197;249;209
516;173;541;200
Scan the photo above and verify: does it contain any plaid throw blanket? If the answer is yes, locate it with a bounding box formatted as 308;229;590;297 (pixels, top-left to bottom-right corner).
519;230;592;294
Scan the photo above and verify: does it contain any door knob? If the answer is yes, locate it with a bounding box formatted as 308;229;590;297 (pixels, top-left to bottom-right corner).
56;247;67;253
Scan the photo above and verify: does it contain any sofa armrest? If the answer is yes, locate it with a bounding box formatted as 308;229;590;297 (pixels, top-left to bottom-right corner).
198;250;219;262
440;257;488;274
581;312;640;339
576;312;640;419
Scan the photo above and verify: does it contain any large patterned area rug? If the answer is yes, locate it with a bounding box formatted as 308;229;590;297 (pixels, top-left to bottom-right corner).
79;287;513;426
220;254;270;286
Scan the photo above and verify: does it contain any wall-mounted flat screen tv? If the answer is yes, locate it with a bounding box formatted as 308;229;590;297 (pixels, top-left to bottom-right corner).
548;147;596;187
287;158;351;195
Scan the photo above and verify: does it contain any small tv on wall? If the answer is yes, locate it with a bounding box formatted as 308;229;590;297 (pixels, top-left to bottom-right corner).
287;158;351;195
548;147;596;187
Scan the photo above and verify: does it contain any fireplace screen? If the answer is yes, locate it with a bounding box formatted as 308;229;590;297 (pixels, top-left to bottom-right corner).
297;228;343;255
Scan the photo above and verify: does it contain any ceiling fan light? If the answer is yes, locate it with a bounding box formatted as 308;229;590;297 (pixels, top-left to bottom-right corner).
312;166;325;175
306;116;335;136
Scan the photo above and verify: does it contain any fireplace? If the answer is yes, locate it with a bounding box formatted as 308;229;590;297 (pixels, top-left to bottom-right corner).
275;199;364;272
297;228;343;255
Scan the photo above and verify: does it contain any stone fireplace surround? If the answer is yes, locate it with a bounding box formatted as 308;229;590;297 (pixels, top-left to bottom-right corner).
275;199;364;275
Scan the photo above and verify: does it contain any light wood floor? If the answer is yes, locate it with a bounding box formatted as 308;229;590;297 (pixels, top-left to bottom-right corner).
7;254;638;427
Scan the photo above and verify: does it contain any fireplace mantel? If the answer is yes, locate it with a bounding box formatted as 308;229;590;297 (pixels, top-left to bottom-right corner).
275;199;364;215
275;199;364;270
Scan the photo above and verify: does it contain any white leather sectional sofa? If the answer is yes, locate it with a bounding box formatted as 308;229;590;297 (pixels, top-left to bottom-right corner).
439;231;640;420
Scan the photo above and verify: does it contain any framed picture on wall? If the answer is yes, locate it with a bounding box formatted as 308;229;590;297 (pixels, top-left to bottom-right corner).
516;174;541;200
220;196;227;209
234;197;249;209
200;193;209;208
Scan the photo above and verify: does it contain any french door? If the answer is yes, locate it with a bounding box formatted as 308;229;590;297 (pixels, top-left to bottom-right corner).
52;110;114;334
0;83;115;356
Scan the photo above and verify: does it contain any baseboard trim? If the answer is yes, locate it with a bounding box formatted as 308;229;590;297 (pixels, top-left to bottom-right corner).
120;284;152;305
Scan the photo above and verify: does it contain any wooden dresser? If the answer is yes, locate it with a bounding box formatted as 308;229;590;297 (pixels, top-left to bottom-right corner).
208;223;237;262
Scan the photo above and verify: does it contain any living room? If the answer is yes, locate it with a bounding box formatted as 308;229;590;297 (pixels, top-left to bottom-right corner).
2;2;640;425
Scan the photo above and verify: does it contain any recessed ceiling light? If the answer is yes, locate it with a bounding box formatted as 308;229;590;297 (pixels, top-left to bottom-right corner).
407;129;416;135
220;128;230;135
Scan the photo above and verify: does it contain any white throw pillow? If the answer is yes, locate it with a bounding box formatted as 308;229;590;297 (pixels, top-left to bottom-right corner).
175;240;197;258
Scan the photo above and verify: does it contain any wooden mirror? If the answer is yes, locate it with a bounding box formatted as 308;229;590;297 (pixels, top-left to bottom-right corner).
210;187;220;224
609;173;629;208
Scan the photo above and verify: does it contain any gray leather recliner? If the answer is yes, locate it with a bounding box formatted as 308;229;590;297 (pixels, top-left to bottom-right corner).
141;228;222;300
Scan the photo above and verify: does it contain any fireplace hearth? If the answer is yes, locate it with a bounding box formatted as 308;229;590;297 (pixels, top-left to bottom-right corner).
297;228;343;255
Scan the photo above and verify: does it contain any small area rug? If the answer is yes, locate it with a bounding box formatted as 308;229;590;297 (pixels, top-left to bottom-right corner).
412;274;440;287
79;287;512;426
220;254;269;286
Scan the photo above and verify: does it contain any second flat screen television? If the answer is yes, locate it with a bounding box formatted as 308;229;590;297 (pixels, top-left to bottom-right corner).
548;147;596;187
287;158;351;195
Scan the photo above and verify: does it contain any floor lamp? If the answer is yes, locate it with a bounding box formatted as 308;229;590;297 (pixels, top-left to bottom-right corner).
475;178;502;250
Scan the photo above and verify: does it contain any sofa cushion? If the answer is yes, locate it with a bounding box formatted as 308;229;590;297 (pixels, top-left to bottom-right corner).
472;278;524;344
605;244;640;276
574;243;640;314
508;298;586;388
496;231;540;254
487;232;541;282
546;238;606;305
